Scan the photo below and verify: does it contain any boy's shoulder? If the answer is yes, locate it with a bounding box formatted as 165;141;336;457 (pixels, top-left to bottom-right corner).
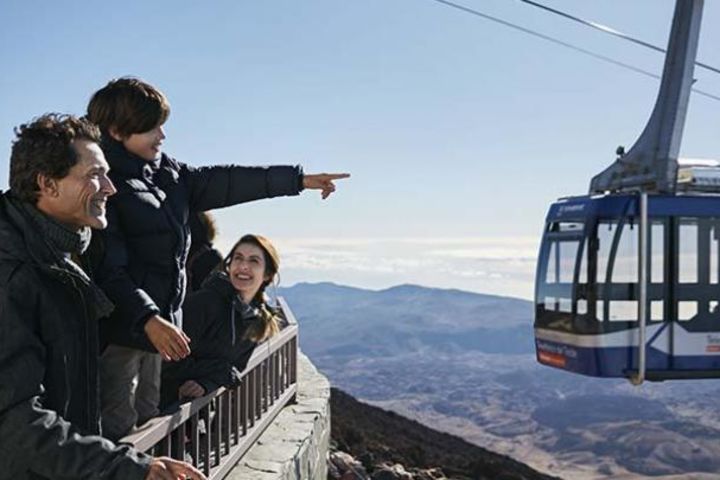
159;152;182;170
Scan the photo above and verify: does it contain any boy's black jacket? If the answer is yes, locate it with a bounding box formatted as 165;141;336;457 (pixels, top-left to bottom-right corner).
94;138;301;351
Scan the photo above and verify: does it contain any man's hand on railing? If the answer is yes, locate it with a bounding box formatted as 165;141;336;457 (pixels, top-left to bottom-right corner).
146;456;206;480
178;380;206;399
144;315;191;361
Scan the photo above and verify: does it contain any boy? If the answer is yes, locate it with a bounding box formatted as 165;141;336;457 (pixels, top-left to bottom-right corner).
87;77;348;439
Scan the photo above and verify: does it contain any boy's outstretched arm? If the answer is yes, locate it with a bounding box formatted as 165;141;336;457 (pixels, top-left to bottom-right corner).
302;173;351;199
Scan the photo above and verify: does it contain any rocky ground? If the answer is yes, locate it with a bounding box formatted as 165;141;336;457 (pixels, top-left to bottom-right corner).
327;388;560;480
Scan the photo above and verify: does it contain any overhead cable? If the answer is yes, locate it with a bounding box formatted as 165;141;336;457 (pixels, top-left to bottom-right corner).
427;0;720;102
517;0;720;75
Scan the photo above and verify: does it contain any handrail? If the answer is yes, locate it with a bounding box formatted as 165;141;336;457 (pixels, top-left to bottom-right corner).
121;297;299;479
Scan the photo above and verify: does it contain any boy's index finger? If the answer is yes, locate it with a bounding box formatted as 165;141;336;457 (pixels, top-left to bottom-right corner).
326;173;350;180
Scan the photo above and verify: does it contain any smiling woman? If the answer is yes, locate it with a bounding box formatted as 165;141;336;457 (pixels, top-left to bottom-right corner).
160;234;283;408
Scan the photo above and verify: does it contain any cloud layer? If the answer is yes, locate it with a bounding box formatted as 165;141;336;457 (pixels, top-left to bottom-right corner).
216;236;539;299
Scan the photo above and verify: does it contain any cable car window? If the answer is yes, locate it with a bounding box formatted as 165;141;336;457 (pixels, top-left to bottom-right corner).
548;221;584;233
609;301;637;322
711;224;719;284
577;299;587;315
596;301;604;322
560;242;579;283
545;244;556;284
651;222;665;284
578;239;588;284
544;240;579;284
558;298;572;313
612;222;638;283
544;297;557;311
678;301;698;321
595;220;638;284
651;301;663;321
679;219;698;283
596;221;616;284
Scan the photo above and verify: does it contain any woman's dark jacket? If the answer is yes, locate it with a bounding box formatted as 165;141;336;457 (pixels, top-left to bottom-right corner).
0;192;150;479
161;272;276;408
94;139;302;351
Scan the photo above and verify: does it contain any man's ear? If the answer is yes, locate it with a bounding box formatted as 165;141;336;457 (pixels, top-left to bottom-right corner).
108;127;124;142
36;173;59;198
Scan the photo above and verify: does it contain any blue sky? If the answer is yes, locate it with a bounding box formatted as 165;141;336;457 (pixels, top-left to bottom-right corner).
1;1;719;297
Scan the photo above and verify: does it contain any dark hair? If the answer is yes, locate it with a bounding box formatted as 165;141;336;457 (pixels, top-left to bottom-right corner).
87;77;170;138
191;211;218;245
223;234;281;342
10;113;101;203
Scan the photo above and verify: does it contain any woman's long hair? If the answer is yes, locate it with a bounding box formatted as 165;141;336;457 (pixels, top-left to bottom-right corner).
223;234;281;342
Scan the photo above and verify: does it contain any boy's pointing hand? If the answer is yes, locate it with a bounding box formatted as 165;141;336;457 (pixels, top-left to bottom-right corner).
303;173;350;199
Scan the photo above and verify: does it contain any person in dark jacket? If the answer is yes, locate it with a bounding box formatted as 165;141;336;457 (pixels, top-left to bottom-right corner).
86;77;349;439
187;211;223;293
161;234;282;407
0;114;203;480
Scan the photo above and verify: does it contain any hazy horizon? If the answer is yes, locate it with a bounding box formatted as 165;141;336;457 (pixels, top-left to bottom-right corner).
215;233;538;300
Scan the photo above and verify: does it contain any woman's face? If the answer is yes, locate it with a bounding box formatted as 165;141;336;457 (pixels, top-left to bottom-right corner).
228;243;270;302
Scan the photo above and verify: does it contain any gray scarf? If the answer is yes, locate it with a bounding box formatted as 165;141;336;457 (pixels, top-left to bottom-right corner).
20;202;114;319
21;202;92;255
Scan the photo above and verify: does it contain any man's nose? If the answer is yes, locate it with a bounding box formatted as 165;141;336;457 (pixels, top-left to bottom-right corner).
102;175;117;196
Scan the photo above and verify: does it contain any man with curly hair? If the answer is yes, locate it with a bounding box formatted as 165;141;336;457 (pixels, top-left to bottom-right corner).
0;114;204;480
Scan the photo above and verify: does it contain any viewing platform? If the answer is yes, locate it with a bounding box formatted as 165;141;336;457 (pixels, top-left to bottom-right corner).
123;299;331;480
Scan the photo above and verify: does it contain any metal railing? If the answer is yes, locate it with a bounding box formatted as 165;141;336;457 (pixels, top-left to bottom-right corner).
122;298;299;479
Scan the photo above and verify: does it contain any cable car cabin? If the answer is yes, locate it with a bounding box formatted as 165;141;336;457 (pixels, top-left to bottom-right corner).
534;192;720;381
532;0;714;383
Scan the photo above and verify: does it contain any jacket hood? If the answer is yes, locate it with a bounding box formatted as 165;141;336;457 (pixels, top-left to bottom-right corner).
0;191;46;265
200;270;236;298
200;271;265;311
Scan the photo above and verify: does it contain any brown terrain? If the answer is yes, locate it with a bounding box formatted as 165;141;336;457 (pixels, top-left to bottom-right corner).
330;387;561;480
280;282;720;479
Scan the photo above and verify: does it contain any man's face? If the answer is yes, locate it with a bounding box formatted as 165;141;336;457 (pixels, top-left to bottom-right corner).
44;140;117;230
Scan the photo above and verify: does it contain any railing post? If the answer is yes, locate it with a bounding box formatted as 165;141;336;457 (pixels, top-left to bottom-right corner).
121;297;300;479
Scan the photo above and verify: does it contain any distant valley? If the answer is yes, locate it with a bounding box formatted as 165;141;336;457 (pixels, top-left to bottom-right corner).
278;282;720;480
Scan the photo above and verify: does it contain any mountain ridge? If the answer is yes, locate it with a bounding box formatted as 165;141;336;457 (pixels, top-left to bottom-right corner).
280;281;720;479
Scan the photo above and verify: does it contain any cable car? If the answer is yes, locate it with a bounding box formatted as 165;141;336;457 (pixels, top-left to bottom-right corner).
533;0;720;383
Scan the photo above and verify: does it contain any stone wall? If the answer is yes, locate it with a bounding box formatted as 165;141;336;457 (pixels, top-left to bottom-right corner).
226;352;331;480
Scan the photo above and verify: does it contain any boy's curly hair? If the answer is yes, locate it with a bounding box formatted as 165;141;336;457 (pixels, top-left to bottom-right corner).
10;113;101;203
87;77;170;138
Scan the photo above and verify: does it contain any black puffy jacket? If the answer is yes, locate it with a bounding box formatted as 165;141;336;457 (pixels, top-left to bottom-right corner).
94;139;302;350
160;272;277;408
0;192;150;480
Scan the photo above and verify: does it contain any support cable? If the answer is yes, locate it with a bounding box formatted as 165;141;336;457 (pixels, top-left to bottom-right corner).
518;0;720;75
427;0;720;102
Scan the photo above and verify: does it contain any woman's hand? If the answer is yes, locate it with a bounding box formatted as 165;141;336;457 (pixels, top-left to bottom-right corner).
146;456;206;480
179;380;206;399
144;315;191;361
302;173;350;199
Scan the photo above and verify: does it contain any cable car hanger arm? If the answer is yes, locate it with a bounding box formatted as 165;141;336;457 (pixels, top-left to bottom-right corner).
589;0;703;195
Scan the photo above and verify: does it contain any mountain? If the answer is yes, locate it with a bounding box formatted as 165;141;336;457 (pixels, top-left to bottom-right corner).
278;282;720;480
280;282;534;357
330;387;560;480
